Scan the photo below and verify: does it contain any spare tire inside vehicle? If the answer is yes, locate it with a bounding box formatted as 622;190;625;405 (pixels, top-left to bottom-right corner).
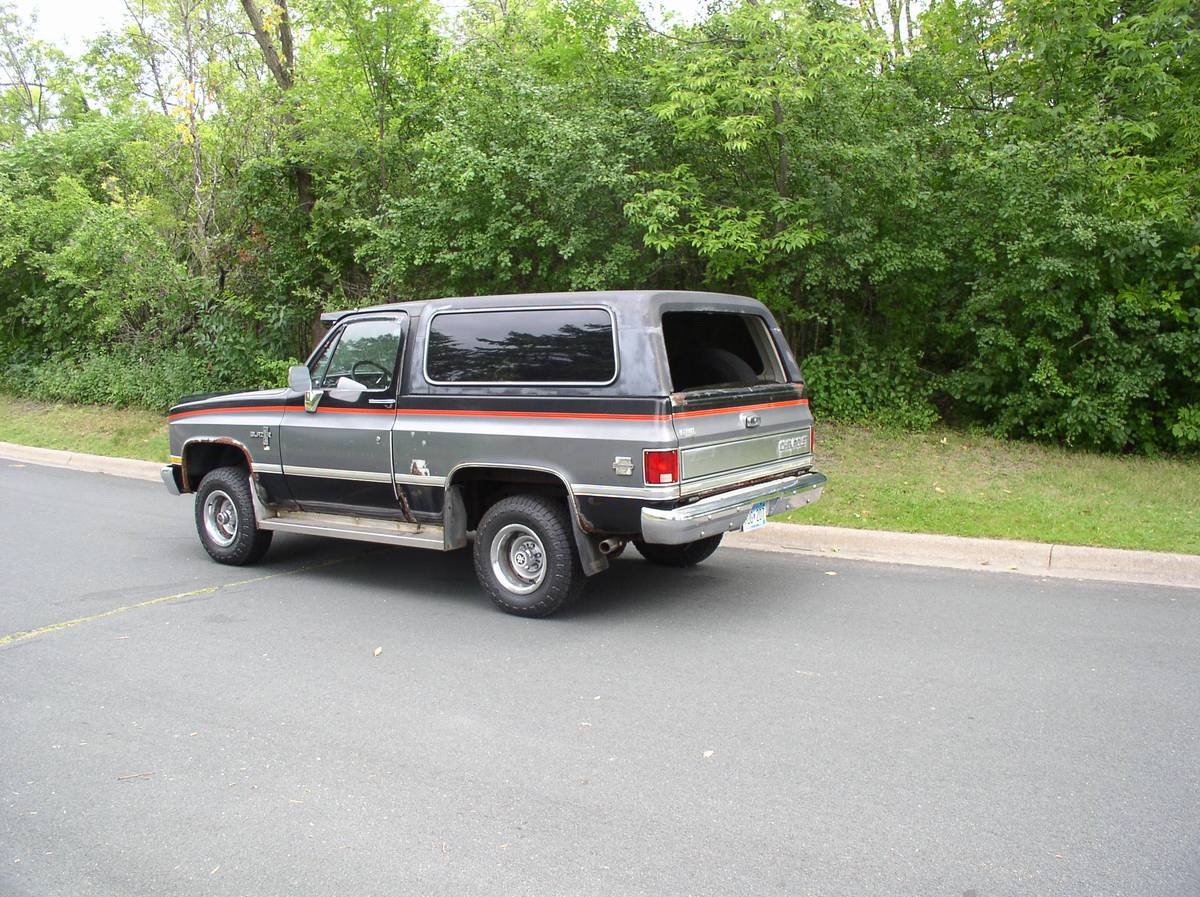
679;347;758;390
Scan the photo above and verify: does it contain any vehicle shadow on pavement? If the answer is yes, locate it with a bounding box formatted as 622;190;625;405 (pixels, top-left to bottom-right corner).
253;534;809;621
562;555;766;620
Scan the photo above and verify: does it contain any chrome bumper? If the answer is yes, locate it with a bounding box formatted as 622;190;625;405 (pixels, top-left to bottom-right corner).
640;471;826;545
161;464;182;496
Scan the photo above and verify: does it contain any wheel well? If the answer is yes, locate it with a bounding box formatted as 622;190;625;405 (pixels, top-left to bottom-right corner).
182;441;250;493
449;468;572;531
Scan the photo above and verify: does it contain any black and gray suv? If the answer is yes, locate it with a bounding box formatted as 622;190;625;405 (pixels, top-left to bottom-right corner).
162;291;826;616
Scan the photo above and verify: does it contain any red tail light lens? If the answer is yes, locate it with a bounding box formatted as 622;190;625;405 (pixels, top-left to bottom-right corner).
644;449;679;485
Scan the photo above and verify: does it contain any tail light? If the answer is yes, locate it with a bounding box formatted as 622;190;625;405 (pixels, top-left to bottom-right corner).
644;449;679;485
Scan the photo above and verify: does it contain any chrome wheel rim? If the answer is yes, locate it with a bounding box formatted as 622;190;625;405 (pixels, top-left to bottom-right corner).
490;523;547;595
202;489;239;548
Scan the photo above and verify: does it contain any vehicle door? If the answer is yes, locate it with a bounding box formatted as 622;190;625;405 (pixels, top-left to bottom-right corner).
279;314;406;515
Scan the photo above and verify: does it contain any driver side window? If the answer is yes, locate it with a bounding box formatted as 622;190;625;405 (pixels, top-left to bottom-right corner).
313;318;404;391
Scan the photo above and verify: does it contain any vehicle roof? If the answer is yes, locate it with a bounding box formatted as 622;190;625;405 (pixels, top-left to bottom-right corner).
319;289;762;325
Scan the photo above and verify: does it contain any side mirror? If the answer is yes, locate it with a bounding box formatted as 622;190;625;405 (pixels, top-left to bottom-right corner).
328;376;367;403
288;364;312;393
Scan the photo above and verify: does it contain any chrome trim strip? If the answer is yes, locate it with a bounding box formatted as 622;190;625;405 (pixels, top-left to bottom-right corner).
254;463;284;476
572;483;681;500
257;509;445;550
679;454;815;497
282;464;394;484
394;473;448;487
423;304;620;387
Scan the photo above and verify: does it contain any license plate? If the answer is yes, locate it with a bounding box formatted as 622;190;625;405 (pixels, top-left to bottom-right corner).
742;501;768;532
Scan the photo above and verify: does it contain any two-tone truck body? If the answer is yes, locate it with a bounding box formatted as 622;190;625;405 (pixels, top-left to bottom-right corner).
163;290;825;616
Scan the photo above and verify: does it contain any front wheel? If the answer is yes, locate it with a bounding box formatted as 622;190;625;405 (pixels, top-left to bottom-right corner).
194;466;273;565
633;534;723;568
473;494;583;617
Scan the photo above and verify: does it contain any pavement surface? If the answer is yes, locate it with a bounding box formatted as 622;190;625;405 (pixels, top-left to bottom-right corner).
2;461;1198;897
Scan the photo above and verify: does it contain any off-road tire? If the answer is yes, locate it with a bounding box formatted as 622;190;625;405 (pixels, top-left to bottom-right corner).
473;494;583;617
194;466;273;566
633;534;723;568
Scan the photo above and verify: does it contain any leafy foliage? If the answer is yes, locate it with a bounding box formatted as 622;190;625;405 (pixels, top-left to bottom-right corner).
0;0;1196;449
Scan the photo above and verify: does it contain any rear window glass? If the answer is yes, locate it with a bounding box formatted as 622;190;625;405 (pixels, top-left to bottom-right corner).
662;311;785;392
426;308;616;384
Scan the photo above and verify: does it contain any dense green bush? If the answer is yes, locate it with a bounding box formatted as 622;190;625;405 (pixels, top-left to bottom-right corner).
1;348;293;410
0;0;1195;451
801;350;939;431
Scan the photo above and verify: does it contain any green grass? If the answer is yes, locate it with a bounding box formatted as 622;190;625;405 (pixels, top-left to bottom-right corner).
0;395;168;463
784;424;1200;555
2;394;1197;554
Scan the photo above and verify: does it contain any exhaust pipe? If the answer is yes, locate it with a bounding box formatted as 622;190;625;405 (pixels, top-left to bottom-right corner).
598;538;626;556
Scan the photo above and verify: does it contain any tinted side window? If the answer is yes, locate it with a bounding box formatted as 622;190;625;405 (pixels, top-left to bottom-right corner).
426;309;616;384
317;319;404;390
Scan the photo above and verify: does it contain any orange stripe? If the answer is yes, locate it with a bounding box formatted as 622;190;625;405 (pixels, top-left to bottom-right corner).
673;398;808;419
168;404;291;421
169;397;809;423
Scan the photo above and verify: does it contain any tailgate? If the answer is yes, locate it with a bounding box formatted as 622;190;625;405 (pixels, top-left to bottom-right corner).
671;384;814;494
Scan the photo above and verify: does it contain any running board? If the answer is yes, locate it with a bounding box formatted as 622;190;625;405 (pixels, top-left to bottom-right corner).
256;507;446;550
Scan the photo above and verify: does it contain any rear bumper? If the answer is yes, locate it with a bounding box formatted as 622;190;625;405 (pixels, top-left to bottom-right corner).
161;464;182;496
640;471;826;545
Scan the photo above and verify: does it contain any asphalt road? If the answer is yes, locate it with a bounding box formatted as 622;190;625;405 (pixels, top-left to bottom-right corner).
1;462;1198;897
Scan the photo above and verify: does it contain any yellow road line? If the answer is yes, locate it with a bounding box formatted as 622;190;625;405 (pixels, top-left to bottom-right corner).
0;552;368;649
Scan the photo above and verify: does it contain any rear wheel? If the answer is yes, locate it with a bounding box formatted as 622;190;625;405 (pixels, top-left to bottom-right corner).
473;494;583;617
194;466;273;565
633;534;723;568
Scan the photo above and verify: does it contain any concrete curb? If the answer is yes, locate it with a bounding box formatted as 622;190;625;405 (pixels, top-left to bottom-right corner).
727;523;1200;590
3;441;1197;590
0;441;161;482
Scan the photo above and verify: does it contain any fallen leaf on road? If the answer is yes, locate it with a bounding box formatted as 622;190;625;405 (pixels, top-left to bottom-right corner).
210;865;219;876
702;750;714;759
824;571;838;576
373;647;382;657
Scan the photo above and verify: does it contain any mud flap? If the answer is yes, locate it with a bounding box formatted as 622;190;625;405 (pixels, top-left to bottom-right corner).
571;514;609;577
